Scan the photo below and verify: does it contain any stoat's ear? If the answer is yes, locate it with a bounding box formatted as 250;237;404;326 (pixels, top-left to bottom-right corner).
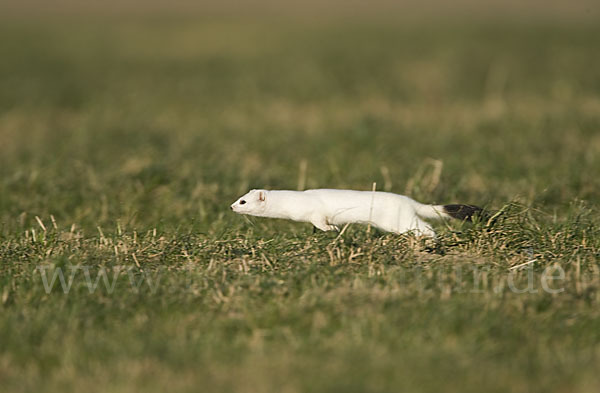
258;191;265;202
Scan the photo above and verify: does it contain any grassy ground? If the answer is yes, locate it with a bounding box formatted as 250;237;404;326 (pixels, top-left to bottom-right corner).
1;7;600;393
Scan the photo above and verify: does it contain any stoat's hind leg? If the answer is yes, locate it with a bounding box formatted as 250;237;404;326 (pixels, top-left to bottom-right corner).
411;219;436;238
384;218;435;237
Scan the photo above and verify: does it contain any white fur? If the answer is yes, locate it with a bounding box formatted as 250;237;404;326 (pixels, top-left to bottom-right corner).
230;189;451;237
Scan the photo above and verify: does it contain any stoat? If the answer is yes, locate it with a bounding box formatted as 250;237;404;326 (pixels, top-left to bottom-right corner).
231;189;482;237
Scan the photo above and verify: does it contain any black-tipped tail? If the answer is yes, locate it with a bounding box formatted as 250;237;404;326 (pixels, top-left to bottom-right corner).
443;204;483;222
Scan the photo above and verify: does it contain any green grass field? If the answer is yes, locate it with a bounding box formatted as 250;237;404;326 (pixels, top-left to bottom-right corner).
1;4;600;392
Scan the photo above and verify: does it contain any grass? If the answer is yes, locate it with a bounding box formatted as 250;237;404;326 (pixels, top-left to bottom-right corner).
1;8;600;393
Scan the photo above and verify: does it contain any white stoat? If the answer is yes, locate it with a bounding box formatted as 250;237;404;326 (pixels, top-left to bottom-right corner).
230;189;482;237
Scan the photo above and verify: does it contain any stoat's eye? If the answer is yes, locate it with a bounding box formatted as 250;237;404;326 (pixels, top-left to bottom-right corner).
240;200;246;205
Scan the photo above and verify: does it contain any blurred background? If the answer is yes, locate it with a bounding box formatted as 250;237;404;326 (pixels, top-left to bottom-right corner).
0;0;599;232
3;0;599;20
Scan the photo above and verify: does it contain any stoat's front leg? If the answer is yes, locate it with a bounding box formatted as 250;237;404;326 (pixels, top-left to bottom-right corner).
311;217;339;232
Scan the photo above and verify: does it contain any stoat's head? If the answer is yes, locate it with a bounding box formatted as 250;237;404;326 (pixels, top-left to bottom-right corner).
230;189;268;216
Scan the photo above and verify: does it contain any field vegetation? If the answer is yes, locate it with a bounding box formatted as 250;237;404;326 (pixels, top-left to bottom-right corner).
1;2;600;392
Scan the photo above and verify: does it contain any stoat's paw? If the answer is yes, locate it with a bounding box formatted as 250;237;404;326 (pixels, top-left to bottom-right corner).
311;219;339;232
